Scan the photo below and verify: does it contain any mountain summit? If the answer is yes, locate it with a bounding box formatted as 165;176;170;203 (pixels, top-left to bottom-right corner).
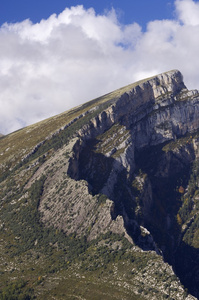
0;70;199;299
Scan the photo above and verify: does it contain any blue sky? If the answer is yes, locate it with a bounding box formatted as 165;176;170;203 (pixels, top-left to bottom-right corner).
0;0;175;27
1;0;199;134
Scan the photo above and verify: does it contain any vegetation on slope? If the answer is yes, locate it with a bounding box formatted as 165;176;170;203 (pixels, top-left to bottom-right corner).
0;132;192;299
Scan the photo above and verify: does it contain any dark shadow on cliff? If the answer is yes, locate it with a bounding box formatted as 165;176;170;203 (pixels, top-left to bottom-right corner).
134;143;199;298
174;241;199;298
68;138;166;253
76;139;115;195
68;137;199;297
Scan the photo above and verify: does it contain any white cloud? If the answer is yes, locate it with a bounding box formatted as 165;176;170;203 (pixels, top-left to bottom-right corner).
1;1;199;134
175;0;199;25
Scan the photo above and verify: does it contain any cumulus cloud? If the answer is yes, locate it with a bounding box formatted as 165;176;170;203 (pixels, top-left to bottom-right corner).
1;1;199;134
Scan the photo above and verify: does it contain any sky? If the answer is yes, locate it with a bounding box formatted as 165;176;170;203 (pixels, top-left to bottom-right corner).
1;0;199;134
0;1;175;28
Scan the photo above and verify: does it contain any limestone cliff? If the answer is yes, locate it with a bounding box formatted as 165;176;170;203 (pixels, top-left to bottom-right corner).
37;69;199;297
0;69;199;299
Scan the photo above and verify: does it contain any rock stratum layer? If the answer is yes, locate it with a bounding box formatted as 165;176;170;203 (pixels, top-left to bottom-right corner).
0;70;199;299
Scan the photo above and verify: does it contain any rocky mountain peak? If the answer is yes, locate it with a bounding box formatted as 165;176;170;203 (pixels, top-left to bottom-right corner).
72;69;199;158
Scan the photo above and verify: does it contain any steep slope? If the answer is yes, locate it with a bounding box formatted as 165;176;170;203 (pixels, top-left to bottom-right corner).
0;70;198;299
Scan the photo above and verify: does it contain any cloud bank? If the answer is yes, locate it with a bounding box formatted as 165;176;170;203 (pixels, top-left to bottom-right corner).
1;0;199;134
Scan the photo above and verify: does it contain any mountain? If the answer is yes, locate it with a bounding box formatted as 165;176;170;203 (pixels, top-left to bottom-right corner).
0;70;199;299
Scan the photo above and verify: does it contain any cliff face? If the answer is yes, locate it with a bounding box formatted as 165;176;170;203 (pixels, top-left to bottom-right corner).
39;70;199;297
0;70;199;299
66;70;199;193
66;69;199;210
79;71;199;147
65;70;199;297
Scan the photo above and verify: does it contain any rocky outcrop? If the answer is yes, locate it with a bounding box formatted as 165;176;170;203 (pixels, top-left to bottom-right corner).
63;70;199;297
66;70;199;202
67;69;199;207
22;70;199;171
76;70;199;148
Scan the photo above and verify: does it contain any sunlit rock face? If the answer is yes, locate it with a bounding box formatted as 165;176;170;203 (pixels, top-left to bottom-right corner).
62;70;199;298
